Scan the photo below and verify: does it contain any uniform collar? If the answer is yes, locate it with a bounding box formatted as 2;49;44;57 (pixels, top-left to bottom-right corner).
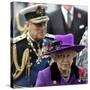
27;32;35;42
26;32;43;48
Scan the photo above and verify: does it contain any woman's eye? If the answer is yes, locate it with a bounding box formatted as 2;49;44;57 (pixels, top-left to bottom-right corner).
59;54;63;57
56;54;62;58
67;55;70;57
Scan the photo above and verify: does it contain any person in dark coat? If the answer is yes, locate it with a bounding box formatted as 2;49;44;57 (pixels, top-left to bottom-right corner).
35;34;86;87
11;4;54;87
47;5;88;44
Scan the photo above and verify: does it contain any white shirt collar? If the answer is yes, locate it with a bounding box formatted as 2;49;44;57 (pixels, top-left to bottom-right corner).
61;5;74;15
61;6;74;23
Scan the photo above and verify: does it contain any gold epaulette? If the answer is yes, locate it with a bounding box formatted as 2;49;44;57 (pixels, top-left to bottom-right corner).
11;33;26;44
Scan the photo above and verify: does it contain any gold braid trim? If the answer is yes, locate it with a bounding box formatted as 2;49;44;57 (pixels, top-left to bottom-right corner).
12;44;29;80
13;44;20;71
16;13;26;34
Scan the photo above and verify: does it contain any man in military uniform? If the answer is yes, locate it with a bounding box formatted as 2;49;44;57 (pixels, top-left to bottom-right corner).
11;4;53;87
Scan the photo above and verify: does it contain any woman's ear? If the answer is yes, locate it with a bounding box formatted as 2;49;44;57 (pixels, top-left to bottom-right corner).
73;51;78;58
51;54;55;60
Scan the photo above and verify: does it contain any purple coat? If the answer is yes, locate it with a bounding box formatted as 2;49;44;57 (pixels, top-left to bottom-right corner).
35;67;86;87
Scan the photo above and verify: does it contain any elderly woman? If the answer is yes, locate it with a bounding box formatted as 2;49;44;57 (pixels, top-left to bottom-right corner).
35;34;86;86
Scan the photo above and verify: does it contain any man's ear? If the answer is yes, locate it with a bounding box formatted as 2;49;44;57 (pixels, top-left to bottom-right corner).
24;21;30;31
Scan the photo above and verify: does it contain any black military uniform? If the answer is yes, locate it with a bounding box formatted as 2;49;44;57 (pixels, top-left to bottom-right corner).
11;4;54;87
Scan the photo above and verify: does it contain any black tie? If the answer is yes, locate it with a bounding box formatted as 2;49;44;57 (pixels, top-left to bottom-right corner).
67;11;71;28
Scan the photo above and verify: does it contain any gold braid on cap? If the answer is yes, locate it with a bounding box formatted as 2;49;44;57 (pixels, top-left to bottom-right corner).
12;44;29;80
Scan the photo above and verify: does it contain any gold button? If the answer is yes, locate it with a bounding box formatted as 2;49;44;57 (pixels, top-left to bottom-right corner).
29;49;32;52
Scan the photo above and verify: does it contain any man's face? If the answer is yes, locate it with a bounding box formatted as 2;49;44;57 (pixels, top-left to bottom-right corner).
63;5;72;11
26;21;47;41
54;50;76;71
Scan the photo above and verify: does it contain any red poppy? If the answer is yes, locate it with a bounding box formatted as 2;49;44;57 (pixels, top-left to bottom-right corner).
48;44;53;50
77;13;82;19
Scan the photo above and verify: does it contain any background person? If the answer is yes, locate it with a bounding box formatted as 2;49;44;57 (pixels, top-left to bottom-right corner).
47;5;88;44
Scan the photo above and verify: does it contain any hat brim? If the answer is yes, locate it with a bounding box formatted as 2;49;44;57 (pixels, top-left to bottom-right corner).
45;45;85;55
30;16;49;24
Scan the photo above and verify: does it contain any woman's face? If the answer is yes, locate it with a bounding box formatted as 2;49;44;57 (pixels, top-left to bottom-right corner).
26;21;47;41
54;50;76;71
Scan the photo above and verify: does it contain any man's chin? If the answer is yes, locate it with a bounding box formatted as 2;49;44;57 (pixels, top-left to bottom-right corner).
38;35;45;39
36;37;44;41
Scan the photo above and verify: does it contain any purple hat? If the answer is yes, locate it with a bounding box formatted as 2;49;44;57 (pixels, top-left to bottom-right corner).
45;34;85;55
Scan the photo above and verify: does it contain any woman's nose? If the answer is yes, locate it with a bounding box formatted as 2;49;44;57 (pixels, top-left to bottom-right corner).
63;56;68;61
